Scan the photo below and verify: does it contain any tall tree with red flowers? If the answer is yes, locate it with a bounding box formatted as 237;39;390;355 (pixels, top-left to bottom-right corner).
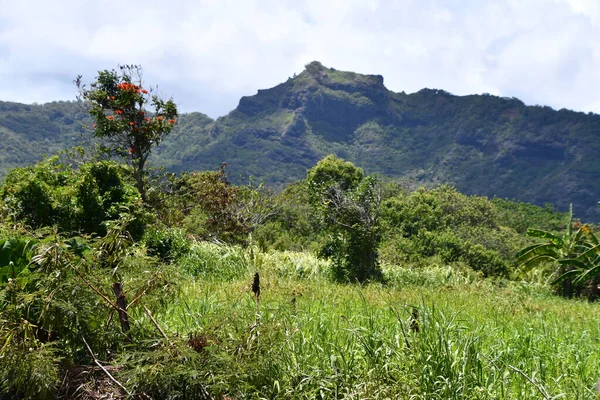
76;65;178;200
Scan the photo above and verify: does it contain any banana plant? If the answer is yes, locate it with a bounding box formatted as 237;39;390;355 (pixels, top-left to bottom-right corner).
517;204;600;297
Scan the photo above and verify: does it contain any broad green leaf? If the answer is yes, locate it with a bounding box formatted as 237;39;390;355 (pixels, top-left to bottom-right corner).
525;229;562;243
518;254;557;270
516;244;559;264
575;243;600;262
557;258;590;270
550;268;582;285
573;264;600;284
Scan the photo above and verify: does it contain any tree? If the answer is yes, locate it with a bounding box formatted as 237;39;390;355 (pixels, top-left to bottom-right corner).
76;65;178;199
152;164;276;245
307;155;383;282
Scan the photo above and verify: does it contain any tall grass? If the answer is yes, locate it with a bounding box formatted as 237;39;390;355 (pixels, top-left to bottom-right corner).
146;243;600;399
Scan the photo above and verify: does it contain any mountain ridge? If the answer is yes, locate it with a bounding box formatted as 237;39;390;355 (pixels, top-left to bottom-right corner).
1;61;599;220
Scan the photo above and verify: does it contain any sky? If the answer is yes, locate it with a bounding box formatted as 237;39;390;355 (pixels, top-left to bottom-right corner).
0;0;599;118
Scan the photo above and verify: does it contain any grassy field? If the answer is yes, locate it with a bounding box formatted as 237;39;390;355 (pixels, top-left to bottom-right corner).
124;243;600;399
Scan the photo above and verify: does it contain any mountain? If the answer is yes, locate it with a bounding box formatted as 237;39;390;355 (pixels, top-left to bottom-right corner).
0;100;89;173
1;61;600;220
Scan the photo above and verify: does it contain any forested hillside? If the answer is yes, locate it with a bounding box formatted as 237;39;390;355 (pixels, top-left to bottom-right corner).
1;61;599;220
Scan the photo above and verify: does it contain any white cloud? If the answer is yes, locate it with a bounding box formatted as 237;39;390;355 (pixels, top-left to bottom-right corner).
0;0;599;117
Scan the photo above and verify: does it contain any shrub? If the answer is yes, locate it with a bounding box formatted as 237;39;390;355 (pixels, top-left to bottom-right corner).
0;157;76;230
76;161;145;237
1;158;148;238
143;227;191;263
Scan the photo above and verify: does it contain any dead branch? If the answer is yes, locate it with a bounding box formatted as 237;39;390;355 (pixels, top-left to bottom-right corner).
143;305;171;344
81;336;131;396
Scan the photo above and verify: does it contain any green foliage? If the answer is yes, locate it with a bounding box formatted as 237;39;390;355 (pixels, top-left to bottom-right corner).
379;185;511;277
306;154;364;194
1;158;147;237
157;263;600;399
0;157;76;229
251;181;323;252
517;206;600;299
492;198;569;233
0;218;183;398
3;63;600;220
117;339;214;399
1;154;600;398
177;242;249;281
76;161;146;237
0;341;61;399
0;234;109;398
381;185;498;235
307;156;382;282
0;237;35;284
4;70;600;396
143;227;190;263
0;100;90;181
155;166;275;245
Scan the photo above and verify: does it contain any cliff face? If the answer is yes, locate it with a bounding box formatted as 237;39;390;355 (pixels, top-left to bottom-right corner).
2;62;600;220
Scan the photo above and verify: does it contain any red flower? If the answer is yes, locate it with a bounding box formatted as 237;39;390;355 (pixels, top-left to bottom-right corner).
129;121;135;126
107;116;114;120
141;89;148;94
117;82;140;92
169;119;176;124
144;117;150;122
157;116;164;121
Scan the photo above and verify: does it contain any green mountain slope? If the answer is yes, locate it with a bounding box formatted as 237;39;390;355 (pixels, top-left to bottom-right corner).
0;100;89;172
162;61;600;220
1;61;599;220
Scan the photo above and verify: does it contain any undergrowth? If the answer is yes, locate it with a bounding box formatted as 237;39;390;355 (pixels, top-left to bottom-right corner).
2;240;598;399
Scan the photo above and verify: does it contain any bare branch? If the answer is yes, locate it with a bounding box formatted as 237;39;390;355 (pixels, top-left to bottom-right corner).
81;336;131;396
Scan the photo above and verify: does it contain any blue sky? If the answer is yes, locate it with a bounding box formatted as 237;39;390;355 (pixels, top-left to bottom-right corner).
0;0;599;118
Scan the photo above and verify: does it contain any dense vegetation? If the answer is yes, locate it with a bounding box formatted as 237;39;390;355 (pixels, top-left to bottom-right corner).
3;149;599;398
1;65;600;399
2;62;600;221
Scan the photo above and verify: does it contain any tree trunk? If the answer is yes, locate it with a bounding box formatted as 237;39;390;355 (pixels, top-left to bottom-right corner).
135;156;147;202
112;282;131;335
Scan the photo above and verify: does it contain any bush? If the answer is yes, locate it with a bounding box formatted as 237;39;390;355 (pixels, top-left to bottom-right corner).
251;181;322;252
156;168;275;245
380;185;498;236
0;342;61;400
144;227;191;263
0;157;76;230
380;229;509;278
378;185;514;277
1;158;148;238
76;161;143;236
